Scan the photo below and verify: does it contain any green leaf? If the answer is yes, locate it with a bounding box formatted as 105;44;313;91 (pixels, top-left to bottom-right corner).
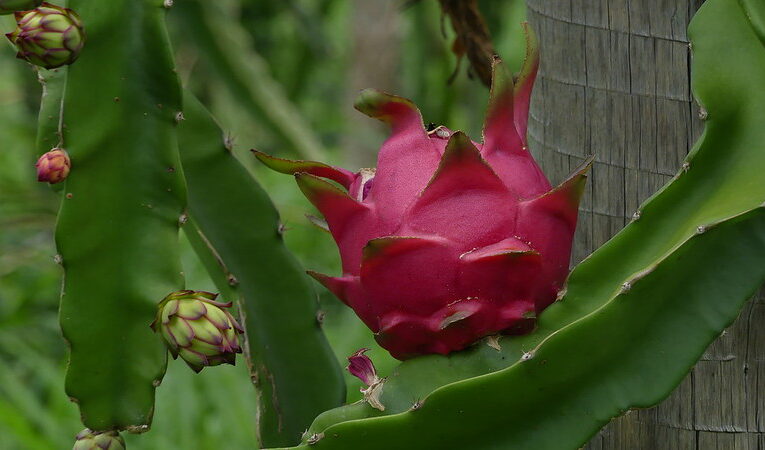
57;0;185;431
177;92;345;447
271;0;765;448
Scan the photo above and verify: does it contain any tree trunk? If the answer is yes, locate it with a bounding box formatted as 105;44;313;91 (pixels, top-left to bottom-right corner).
341;0;402;169
526;1;765;448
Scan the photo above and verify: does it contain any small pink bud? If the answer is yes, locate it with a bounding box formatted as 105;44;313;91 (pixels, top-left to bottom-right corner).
347;348;378;386
35;148;70;184
346;348;385;411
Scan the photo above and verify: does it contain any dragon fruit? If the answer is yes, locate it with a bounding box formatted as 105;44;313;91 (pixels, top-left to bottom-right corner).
255;25;591;360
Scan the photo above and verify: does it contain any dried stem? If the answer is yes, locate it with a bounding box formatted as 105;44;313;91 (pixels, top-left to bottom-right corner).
438;0;496;87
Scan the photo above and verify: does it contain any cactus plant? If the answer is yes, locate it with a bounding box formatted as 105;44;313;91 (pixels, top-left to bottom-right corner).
3;0;764;448
56;0;185;433
260;0;765;448
176;93;345;446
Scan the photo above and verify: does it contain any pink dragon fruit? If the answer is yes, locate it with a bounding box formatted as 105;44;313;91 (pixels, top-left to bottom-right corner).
255;25;591;360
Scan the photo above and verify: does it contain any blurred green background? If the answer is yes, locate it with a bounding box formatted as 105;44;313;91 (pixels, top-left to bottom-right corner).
0;1;525;448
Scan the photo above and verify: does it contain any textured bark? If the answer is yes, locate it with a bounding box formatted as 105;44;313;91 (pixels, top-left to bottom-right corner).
526;1;765;448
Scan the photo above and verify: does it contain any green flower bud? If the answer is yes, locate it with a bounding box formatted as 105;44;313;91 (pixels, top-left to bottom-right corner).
151;290;244;373
72;429;125;450
5;2;85;69
0;0;42;15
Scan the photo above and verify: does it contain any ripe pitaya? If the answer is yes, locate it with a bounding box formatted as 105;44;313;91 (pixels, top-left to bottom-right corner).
255;25;591;360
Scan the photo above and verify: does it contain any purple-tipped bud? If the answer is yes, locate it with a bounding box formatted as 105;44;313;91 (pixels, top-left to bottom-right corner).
347;348;379;386
35;148;70;184
346;348;385;411
5;2;85;69
73;428;125;450
151;290;244;373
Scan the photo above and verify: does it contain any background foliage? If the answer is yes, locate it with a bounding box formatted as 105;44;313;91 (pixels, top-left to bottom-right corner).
0;0;525;448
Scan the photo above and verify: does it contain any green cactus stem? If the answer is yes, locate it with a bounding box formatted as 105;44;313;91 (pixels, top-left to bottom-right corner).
56;0;185;432
177;92;345;446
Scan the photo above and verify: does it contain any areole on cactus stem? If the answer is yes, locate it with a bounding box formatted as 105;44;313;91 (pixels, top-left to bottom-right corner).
255;24;591;360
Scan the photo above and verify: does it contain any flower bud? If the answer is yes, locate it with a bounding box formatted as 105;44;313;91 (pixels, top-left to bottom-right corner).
35;148;70;184
347;348;379;386
0;0;42;15
5;2;85;69
151;290;244;372
347;348;385;411
73;429;125;450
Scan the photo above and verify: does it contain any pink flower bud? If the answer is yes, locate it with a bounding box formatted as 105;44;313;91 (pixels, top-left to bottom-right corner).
346;348;385;411
35;148;70;184
347;348;378;386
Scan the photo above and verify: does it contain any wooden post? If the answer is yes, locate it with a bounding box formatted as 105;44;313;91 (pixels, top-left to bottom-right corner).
527;1;765;448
